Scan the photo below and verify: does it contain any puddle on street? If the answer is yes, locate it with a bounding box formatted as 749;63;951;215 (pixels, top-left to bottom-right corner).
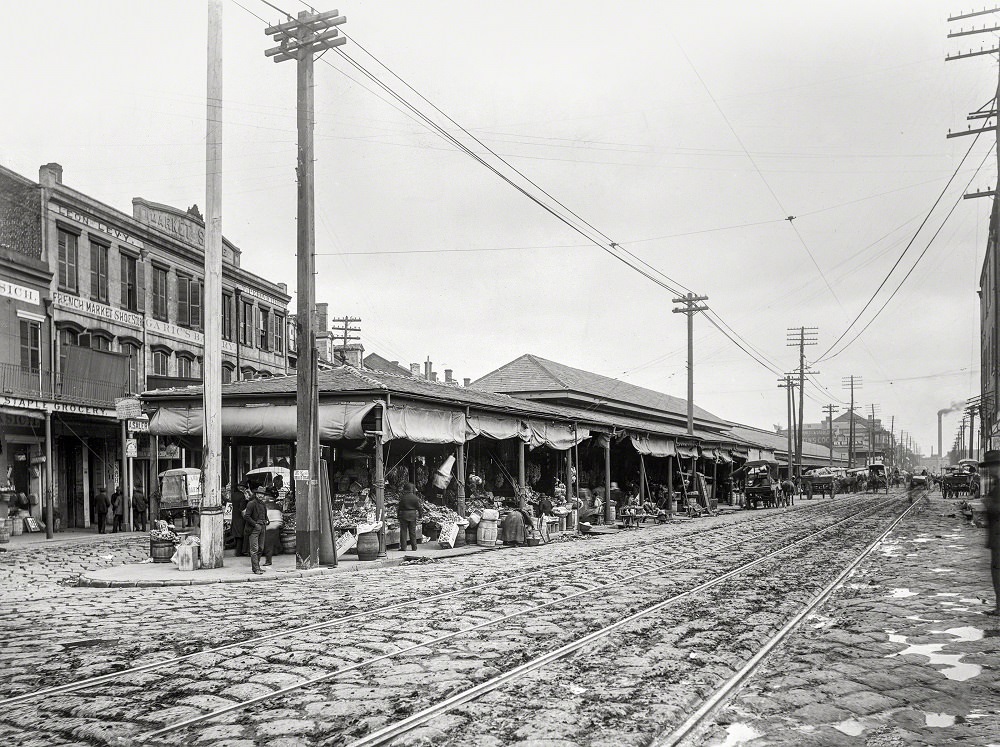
934;593;961;597
833;719;865;736
929;568;952;573
806;613;835;629
711;723;762;746
889;588;919;598
929;626;984;642
924;712;957;727
886;633;982;681
905;615;943;623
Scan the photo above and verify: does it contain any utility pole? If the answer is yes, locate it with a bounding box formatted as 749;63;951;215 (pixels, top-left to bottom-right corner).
330;316;361;362
868;403;880;464
200;0;225;569
787;327;818;478
841;375;862;468
265;8;346;569
889;415;895;469
672;293;709;436
967;402;978;460
778;377;796;478
822;404;839;467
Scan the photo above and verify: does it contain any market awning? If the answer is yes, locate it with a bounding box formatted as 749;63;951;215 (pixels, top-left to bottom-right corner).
630;434;676;458
717;449;733;463
148;401;377;440
676;443;699;459
466;413;523;441
382;405;467;444
524;420;588;450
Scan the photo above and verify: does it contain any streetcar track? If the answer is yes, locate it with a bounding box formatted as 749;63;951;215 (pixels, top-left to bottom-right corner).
0;496;848;710
137;495;903;742
653;494;919;747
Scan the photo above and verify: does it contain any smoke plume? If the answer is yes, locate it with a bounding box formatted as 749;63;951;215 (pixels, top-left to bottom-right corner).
938;401;967;417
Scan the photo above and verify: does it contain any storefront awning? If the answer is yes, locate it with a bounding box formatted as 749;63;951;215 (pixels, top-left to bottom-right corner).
717;448;733;463
466;413;523;441
524;420;588;450
630;434;676;458
148;401;376;440
382;405;467;444
676;443;699;459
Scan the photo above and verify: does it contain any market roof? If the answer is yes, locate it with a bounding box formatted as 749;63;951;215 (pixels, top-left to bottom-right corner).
363;353;414;377
724;422;846;464
471;354;727;428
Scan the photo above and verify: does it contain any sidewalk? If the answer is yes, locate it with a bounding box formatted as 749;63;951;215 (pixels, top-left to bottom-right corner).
77;539;494;588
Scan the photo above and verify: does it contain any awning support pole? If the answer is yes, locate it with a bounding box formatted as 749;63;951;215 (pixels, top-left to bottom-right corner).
455;442;466;519
518;439;527;510
604;440;612;523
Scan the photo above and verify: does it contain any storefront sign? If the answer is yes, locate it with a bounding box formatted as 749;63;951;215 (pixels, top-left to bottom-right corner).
0;408;45;424
125;439;138;458
115;396;143;420
134;202;205;247
2;396;117;419
53;292;142;328
144;317;238;354
53;203;144;250
0;278;41;306
128;418;149;433
239;284;286;308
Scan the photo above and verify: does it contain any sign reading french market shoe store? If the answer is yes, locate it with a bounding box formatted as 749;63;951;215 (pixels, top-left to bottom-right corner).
53;292;142;328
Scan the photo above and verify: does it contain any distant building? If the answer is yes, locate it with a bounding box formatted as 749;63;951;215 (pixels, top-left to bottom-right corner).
779;410;893;466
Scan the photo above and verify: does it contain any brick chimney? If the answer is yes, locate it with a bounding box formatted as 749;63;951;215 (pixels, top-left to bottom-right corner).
334;342;364;368
315;302;329;332
430;371;438;382
424;357;432;381
410;363;421;377
39;163;63;186
463;378;471;387
445;369;454;384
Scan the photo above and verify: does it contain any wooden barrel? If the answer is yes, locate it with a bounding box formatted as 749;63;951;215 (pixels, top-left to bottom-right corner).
10;517;23;536
465;524;478;546
0;522;9;544
280;527;296;553
150;538;174;563
477;519;497;547
356;531;379;561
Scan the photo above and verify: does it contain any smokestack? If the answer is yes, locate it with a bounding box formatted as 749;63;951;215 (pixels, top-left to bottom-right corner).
938;412;943;463
424;357;432;381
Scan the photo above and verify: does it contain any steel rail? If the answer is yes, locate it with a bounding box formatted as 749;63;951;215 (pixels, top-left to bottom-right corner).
342;497;903;747
141;496;901;742
0;495;845;710
652;495;920;747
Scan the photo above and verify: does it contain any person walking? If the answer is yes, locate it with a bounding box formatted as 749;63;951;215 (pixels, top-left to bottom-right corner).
110;487;124;533
243;485;269;574
132;483;147;532
397;482;424;552
93;487;110;534
262;496;283;566
231;479;250;556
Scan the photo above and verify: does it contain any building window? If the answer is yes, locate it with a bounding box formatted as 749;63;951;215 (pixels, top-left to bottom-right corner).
121;254;138;311
90;242;109;303
151;266;168;321
222;364;233;384
240;301;254;346
272;314;284;354
19;319;41;373
177;275;203;329
121;342;141;394
152;350;169;376
222;293;233;341
91;334;113;352
177;355;193;378
241;367;256;380
258;307;270;351
58;229;79;292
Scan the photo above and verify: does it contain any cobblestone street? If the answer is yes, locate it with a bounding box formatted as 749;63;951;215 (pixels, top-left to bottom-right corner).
0;493;996;746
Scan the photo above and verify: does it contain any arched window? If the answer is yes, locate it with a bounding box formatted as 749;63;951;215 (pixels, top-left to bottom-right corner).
241;366;256;380
222;363;234;384
177;354;193;379
90;331;114;352
151;348;170;377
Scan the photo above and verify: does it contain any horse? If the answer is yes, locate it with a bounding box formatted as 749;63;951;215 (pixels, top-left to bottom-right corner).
778;479;796;507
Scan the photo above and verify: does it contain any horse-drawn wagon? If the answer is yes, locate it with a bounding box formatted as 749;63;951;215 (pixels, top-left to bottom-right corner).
803;467;838;498
941;459;980;499
739;459;780;509
867;462;889;494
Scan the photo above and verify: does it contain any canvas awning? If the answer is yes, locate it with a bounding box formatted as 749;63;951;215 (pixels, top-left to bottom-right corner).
382;405;467;444
524;420;588;450
676;443;699;459
148;401;377;440
717;449;733;463
630;434;677;458
466;413;523;441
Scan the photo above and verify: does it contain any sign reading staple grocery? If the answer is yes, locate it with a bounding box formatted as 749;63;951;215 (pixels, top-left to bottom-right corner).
53;292;142;328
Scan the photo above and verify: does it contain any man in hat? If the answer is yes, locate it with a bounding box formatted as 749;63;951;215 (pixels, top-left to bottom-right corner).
93;487;110;534
243;485;269;574
231;479;250;556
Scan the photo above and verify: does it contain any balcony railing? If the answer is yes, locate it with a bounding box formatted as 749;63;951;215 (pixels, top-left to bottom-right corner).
0;361;127;409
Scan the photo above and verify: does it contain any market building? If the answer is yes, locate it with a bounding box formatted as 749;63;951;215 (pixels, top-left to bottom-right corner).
0;161;293;529
980;200;998;452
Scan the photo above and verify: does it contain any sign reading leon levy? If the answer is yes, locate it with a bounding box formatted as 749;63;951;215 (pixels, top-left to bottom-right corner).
53;292;142;328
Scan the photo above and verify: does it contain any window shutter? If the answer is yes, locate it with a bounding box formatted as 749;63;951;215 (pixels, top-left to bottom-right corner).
136;256;145;313
120;256;129;308
191;281;202;330
178;277;189;326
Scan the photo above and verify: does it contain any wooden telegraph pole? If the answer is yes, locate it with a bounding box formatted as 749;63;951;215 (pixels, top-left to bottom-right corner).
786;327;818;478
201;0;225;568
842;375;862;468
672;293;709;436
265;8;346;568
778;376;796;479
822;403;839;467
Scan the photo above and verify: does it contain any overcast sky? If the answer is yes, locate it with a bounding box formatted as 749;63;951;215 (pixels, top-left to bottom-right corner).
3;1;994;455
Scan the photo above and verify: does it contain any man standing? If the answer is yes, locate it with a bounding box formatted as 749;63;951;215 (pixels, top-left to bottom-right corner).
132;482;147;532
110;487;124;532
93;487;110;534
396;482;424;552
983;452;1000;617
243;485;269;574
